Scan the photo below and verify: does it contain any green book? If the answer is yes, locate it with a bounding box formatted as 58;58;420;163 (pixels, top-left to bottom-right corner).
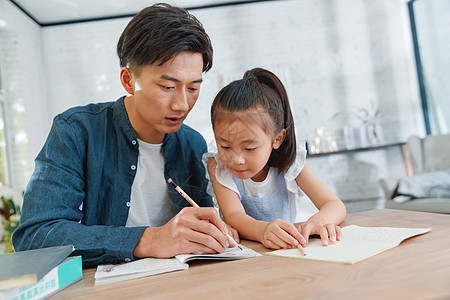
0;245;74;290
0;256;82;300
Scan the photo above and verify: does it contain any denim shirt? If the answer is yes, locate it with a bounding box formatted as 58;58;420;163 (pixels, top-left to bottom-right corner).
12;97;212;267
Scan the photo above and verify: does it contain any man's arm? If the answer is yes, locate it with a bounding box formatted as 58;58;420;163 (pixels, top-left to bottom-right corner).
13;117;233;267
12;116;144;268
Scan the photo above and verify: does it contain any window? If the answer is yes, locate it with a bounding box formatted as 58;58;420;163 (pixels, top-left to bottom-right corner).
0;27;31;197
409;0;450;134
0;56;11;188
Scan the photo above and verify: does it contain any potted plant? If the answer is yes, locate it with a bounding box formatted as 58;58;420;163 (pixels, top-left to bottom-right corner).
0;195;20;253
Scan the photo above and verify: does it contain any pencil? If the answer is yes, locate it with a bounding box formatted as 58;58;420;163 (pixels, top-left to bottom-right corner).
167;178;240;249
167;178;198;208
297;244;306;256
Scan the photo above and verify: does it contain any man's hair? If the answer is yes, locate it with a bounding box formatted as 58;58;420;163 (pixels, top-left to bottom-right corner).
117;3;213;73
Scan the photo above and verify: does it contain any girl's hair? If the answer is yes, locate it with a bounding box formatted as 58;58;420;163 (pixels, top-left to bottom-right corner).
211;67;296;173
117;3;213;74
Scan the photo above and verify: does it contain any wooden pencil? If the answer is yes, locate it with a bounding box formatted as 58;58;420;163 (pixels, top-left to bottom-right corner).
297;244;306;256
167;178;240;249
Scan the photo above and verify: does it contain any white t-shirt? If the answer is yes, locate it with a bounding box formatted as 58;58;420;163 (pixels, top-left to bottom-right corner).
242;167;277;198
126;139;177;227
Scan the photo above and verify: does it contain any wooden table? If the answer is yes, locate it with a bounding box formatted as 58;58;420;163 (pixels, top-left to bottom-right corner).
52;209;450;299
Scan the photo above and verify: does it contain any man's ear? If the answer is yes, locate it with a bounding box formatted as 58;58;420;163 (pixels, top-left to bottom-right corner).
273;129;286;149
120;67;135;95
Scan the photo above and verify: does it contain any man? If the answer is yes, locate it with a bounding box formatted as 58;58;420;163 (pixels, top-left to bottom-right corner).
13;3;238;267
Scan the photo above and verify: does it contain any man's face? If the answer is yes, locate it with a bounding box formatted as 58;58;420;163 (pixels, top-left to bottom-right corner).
125;52;204;144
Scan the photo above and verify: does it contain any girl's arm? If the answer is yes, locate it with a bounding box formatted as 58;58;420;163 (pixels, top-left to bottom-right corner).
207;158;304;249
296;162;347;246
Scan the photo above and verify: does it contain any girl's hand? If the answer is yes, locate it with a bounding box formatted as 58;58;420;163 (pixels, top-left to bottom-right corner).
261;219;307;249
297;222;342;246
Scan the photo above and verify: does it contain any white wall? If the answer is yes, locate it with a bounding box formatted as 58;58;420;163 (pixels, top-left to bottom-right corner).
2;0;427;211
42;0;425;145
42;18;128;117
193;0;425;146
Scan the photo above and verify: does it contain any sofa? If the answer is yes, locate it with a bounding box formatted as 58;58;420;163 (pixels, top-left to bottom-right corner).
379;134;450;214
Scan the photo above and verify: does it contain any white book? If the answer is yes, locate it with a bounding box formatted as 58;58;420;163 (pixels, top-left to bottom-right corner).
94;245;261;286
267;225;430;264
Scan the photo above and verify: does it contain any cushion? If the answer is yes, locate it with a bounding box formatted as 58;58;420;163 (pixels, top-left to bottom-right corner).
392;169;450;202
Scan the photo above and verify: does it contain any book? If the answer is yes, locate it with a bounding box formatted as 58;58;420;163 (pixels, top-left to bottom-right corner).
0;256;82;300
0;245;74;290
94;245;261;286
174;244;262;263
267;225;431;264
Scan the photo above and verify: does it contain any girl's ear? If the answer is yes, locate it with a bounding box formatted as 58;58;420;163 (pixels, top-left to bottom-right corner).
120;67;135;95
273;129;286;149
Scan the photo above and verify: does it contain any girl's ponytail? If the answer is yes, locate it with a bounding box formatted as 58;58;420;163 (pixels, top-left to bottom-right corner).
245;68;296;173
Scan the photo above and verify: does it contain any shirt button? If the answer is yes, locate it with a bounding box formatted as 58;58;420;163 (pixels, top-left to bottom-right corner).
132;140;137;145
126;202;130;207
131;165;136;170
125;258;131;262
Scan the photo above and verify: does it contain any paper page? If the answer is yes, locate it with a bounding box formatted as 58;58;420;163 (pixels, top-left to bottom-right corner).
268;239;393;264
341;225;431;244
267;226;430;264
175;245;262;263
95;258;187;279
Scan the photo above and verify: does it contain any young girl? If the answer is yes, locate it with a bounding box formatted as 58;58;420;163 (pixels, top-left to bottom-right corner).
204;67;346;250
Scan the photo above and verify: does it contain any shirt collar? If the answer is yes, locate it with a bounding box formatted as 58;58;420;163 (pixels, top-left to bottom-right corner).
114;96;178;148
113;96;138;143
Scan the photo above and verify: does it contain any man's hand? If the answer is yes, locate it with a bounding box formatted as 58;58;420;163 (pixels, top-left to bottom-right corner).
133;207;233;258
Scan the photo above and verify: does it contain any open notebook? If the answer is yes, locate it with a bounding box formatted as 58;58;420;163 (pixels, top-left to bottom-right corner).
95;245;261;286
268;225;430;264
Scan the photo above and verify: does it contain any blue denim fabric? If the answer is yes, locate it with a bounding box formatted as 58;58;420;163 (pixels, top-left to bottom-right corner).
12;96;212;267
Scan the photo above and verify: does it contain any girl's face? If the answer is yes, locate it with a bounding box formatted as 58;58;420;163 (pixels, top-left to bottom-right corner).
213;111;285;182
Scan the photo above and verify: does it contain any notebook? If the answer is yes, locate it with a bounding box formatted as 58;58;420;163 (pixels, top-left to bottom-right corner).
94;245;261;286
267;225;430;264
